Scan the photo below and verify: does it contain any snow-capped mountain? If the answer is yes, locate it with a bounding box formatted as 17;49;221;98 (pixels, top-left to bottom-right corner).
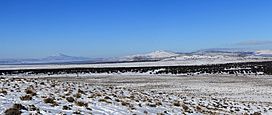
118;49;272;64
254;50;272;56
1;49;272;65
119;50;179;61
192;48;255;56
143;50;179;58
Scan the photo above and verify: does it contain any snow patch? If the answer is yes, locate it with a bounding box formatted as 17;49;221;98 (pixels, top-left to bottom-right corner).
255;50;272;56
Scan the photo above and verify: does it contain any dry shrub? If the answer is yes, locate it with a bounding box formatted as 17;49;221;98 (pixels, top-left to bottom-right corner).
78;89;86;95
115;98;121;102
252;112;261;115
61;95;66;99
121;100;129;106
13;104;27;110
5;104;26;115
20;95;32;100
25;88;36;96
98;98;111;104
41;96;47;98
63;105;71;110
157;113;165;115
144;110;148;114
74;93;81;98
75;101;88;107
147;103;157;107
29;105;38;111
182;104;190;112
89;92;102;98
73;111;81;114
156;101;162;106
196;106;202;112
243;113;249;115
66;97;75;103
44;97;58;106
129;95;135;99
173;101;181;107
104;96;112;100
4;108;21;115
40;82;45;85
86;107;92;111
0;89;7;95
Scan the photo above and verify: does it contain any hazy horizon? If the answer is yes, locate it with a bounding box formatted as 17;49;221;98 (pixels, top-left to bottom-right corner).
0;47;270;60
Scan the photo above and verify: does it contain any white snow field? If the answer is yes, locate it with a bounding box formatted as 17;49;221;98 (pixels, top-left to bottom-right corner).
0;56;272;71
1;74;272;115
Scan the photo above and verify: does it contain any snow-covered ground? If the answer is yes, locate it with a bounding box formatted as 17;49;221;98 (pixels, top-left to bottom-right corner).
1;74;272;115
1;57;272;71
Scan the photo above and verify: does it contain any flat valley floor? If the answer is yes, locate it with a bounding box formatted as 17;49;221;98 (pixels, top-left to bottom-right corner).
50;74;272;103
1;74;272;114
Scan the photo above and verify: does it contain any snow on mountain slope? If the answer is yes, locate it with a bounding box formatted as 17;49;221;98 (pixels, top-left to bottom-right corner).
255;50;272;56
1;49;272;65
163;55;225;61
144;50;179;58
120;50;179;61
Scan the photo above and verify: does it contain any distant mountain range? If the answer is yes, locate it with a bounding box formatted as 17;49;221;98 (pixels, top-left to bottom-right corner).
119;49;272;61
118;50;179;62
0;49;272;65
0;53;93;65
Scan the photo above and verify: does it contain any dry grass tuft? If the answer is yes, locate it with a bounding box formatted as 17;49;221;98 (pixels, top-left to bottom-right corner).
4;108;21;115
44;97;58;106
0;89;8;95
78;89;86;95
252;112;261;115
156;101;162;106
13;104;27;110
104;96;112;100
98;98;112;104
196;106;202;112
121;100;130;106
66;97;75;103
73;111;81;114
182;104;190;112
4;104;26;115
75;101;88;107
147;103;157;107
88;92;103;98
74;93;81;98
28;104;39;111
25;88;37;96
20;95;32;101
173;101;181;107
63;105;72;110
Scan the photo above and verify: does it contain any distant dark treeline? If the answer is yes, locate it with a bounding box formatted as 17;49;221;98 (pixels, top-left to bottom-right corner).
1;61;272;75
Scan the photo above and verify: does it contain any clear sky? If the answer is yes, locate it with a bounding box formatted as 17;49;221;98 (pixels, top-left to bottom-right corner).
1;0;272;58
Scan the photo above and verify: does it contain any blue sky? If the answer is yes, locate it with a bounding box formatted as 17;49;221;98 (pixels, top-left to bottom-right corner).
1;0;272;58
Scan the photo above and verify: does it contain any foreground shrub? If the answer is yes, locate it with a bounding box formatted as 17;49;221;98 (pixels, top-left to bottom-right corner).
25;88;36;96
75;101;88;107
44;97;58;106
4;104;26;115
4;108;21;115
20;95;32;101
66;97;75;103
0;89;7;95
